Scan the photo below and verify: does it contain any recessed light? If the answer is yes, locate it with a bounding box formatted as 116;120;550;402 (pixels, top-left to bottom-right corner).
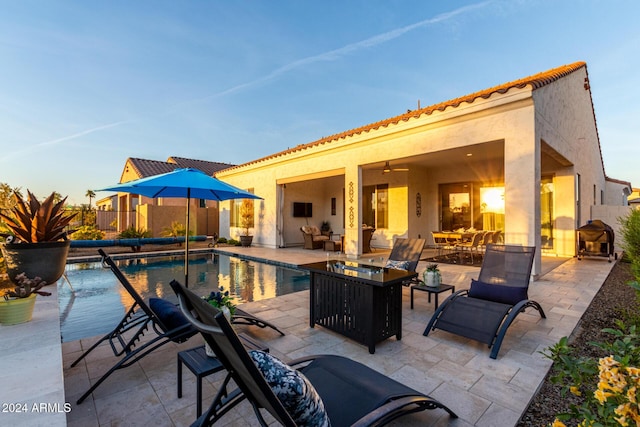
466;153;473;157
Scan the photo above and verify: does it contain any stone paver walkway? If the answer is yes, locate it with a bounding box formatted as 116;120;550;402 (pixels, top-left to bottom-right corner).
62;246;613;426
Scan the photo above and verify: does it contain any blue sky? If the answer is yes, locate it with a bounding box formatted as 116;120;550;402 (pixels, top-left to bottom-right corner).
1;0;639;205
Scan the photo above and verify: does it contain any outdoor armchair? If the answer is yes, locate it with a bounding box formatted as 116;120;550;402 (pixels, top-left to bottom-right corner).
385;237;426;285
169;279;458;427
300;225;330;249
423;244;545;359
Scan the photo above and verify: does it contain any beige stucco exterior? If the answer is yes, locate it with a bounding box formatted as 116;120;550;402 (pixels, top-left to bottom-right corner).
215;62;631;278
106;158;220;236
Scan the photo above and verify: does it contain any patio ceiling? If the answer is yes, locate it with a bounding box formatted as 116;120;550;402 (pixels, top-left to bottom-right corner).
362;140;505;172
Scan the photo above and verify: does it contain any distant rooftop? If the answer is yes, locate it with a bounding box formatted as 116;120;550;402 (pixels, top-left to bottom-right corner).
126;156;235;179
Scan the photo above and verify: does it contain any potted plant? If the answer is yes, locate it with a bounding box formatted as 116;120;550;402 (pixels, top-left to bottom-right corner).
320;221;331;236
239;199;254;247
0;190;77;285
202;286;236;356
0;273;50;325
422;263;441;287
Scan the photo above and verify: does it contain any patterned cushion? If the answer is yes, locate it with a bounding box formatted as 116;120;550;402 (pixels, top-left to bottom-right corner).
467;279;528;306
309;226;321;236
249;350;330;427
385;259;411;271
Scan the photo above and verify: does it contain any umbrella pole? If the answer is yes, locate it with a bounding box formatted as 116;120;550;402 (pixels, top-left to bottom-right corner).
185;189;190;287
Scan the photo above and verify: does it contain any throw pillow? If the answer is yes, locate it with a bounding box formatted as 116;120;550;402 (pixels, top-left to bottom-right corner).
149;298;191;331
249;350;330;427
385;259;411;271
467;279;528;306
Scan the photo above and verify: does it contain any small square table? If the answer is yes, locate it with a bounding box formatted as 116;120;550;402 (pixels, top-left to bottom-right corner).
410;283;455;309
177;333;268;417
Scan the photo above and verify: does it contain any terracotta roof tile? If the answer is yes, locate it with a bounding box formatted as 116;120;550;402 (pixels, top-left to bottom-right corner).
222;62;587;172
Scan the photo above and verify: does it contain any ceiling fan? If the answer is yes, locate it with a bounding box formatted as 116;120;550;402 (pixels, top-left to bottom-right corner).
379;161;409;174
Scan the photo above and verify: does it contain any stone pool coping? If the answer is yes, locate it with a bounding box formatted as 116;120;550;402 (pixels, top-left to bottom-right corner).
0;283;67;427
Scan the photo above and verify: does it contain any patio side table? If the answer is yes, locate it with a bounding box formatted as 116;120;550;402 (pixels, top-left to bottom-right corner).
177;334;268;417
410;283;455;309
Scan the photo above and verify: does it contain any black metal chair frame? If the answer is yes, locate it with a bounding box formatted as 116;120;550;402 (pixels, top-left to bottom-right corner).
70;249;197;404
232;307;285;336
169;279;458;427
423;244;546;359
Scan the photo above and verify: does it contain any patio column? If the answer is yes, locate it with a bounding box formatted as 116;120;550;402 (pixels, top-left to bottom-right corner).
343;164;363;258
504;130;541;278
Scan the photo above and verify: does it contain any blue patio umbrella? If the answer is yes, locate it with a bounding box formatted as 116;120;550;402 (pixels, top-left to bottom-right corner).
98;168;261;286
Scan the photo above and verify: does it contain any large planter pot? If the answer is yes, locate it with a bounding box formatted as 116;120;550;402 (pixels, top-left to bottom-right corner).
239;235;253;247
1;240;71;285
0;294;36;325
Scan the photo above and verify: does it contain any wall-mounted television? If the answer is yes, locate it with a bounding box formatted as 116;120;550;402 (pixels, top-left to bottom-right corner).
293;202;313;218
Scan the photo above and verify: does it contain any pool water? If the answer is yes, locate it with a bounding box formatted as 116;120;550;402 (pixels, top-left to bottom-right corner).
58;253;309;342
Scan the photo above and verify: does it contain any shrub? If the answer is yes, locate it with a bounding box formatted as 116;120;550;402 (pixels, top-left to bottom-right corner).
227;238;239;246
620;209;640;280
543;213;640;426
71;225;105;240
117;226;151;239
217;237;228;244
543;322;640;426
161;221;192;238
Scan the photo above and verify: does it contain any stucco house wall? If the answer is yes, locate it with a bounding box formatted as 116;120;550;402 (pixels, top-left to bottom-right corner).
215;62;630;278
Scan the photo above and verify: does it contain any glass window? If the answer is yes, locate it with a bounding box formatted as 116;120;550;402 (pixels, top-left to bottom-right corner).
230;189;254;228
439;183;481;230
541;176;554;249
480;186;505;231
362;184;388;229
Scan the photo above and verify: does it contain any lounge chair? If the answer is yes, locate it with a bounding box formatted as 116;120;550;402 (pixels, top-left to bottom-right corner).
71;249;198;404
423;244;545;359
169;279;458;427
71;249;284;404
384;238;426;285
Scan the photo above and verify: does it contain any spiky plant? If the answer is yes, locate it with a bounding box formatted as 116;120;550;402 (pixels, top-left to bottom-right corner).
0;190;76;243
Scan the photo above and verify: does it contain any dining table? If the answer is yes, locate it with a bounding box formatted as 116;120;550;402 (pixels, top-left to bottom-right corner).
432;230;476;243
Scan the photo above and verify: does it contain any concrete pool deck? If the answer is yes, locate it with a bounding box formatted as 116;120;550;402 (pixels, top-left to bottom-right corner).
1;245;611;426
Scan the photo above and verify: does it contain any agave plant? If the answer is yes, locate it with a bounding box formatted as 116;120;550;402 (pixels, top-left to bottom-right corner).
0;190;76;243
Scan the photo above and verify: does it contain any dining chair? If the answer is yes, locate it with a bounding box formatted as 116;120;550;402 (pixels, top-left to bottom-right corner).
456;231;484;264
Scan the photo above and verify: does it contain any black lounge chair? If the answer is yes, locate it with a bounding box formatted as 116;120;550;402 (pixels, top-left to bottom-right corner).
71;249;198;404
71;248;286;404
423;244;545;359
385;238;425;285
169;279;458;427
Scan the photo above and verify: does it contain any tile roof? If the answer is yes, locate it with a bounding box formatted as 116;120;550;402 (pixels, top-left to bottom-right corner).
167;157;235;176
127;158;177;178
222;61;588;172
126;157;235;179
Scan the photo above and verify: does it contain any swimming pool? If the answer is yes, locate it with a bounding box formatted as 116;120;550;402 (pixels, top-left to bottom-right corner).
58;253;309;342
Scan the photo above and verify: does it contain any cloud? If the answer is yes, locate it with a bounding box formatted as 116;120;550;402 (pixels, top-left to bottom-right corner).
185;1;494;102
4;2;492;156
0;120;130;163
